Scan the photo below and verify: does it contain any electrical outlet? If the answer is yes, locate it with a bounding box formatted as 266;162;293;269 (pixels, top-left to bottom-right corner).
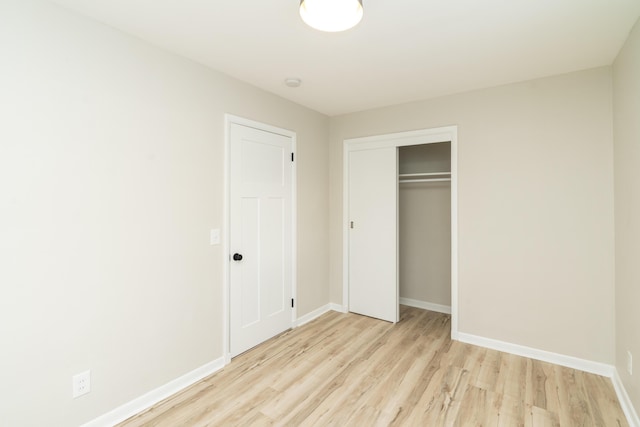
627;351;633;376
72;370;91;398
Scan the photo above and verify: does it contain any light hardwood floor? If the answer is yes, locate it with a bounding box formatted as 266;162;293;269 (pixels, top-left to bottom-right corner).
119;306;627;426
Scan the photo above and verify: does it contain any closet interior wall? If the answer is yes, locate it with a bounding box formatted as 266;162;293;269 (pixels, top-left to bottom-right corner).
399;142;452;310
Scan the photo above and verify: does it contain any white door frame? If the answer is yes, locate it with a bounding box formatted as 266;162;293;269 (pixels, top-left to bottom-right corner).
223;114;297;364
343;126;459;339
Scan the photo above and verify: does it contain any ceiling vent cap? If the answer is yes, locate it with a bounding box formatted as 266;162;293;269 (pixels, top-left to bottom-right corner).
285;78;302;88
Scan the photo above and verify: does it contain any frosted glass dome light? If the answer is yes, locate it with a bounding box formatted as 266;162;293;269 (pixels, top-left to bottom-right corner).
300;0;364;32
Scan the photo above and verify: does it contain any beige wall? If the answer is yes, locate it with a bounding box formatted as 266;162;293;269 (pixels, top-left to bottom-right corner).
613;17;640;415
0;1;328;425
330;68;615;364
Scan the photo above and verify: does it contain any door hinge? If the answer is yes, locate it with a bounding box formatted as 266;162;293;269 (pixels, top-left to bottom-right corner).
291;152;294;162
291;298;295;308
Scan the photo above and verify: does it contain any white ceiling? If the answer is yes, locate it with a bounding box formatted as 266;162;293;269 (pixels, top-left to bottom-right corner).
49;0;640;116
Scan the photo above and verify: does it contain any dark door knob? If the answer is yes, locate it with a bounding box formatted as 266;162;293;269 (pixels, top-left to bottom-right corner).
233;253;243;261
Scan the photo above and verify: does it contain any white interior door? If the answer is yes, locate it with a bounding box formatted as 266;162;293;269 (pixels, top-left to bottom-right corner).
229;123;293;357
348;147;398;323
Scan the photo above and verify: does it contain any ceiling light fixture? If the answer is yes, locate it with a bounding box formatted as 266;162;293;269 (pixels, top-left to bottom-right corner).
299;0;363;33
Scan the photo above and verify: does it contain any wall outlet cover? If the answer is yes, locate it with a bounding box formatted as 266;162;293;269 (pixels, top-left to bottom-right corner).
73;370;91;398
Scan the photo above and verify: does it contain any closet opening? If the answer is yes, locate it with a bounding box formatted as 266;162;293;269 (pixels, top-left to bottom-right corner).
399;142;452;315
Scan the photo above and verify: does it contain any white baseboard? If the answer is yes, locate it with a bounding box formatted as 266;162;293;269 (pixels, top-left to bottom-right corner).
295;303;333;327
329;303;347;313
295;303;349;327
81;357;225;427
612;369;640;427
399;297;451;315
457;332;614;377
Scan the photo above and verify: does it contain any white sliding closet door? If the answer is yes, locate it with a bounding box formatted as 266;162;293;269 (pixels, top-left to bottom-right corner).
348;147;398;323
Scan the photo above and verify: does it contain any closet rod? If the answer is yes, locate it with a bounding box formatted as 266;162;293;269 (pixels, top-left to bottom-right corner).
399;172;451;178
400;178;451;183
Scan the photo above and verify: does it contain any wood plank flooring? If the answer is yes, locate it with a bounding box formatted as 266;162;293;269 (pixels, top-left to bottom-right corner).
118;306;628;426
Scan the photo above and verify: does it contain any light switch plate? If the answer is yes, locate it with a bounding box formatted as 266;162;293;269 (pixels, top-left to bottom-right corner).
210;229;220;245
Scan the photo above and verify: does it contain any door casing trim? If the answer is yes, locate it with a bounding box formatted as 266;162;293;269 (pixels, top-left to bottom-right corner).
223;114;297;364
